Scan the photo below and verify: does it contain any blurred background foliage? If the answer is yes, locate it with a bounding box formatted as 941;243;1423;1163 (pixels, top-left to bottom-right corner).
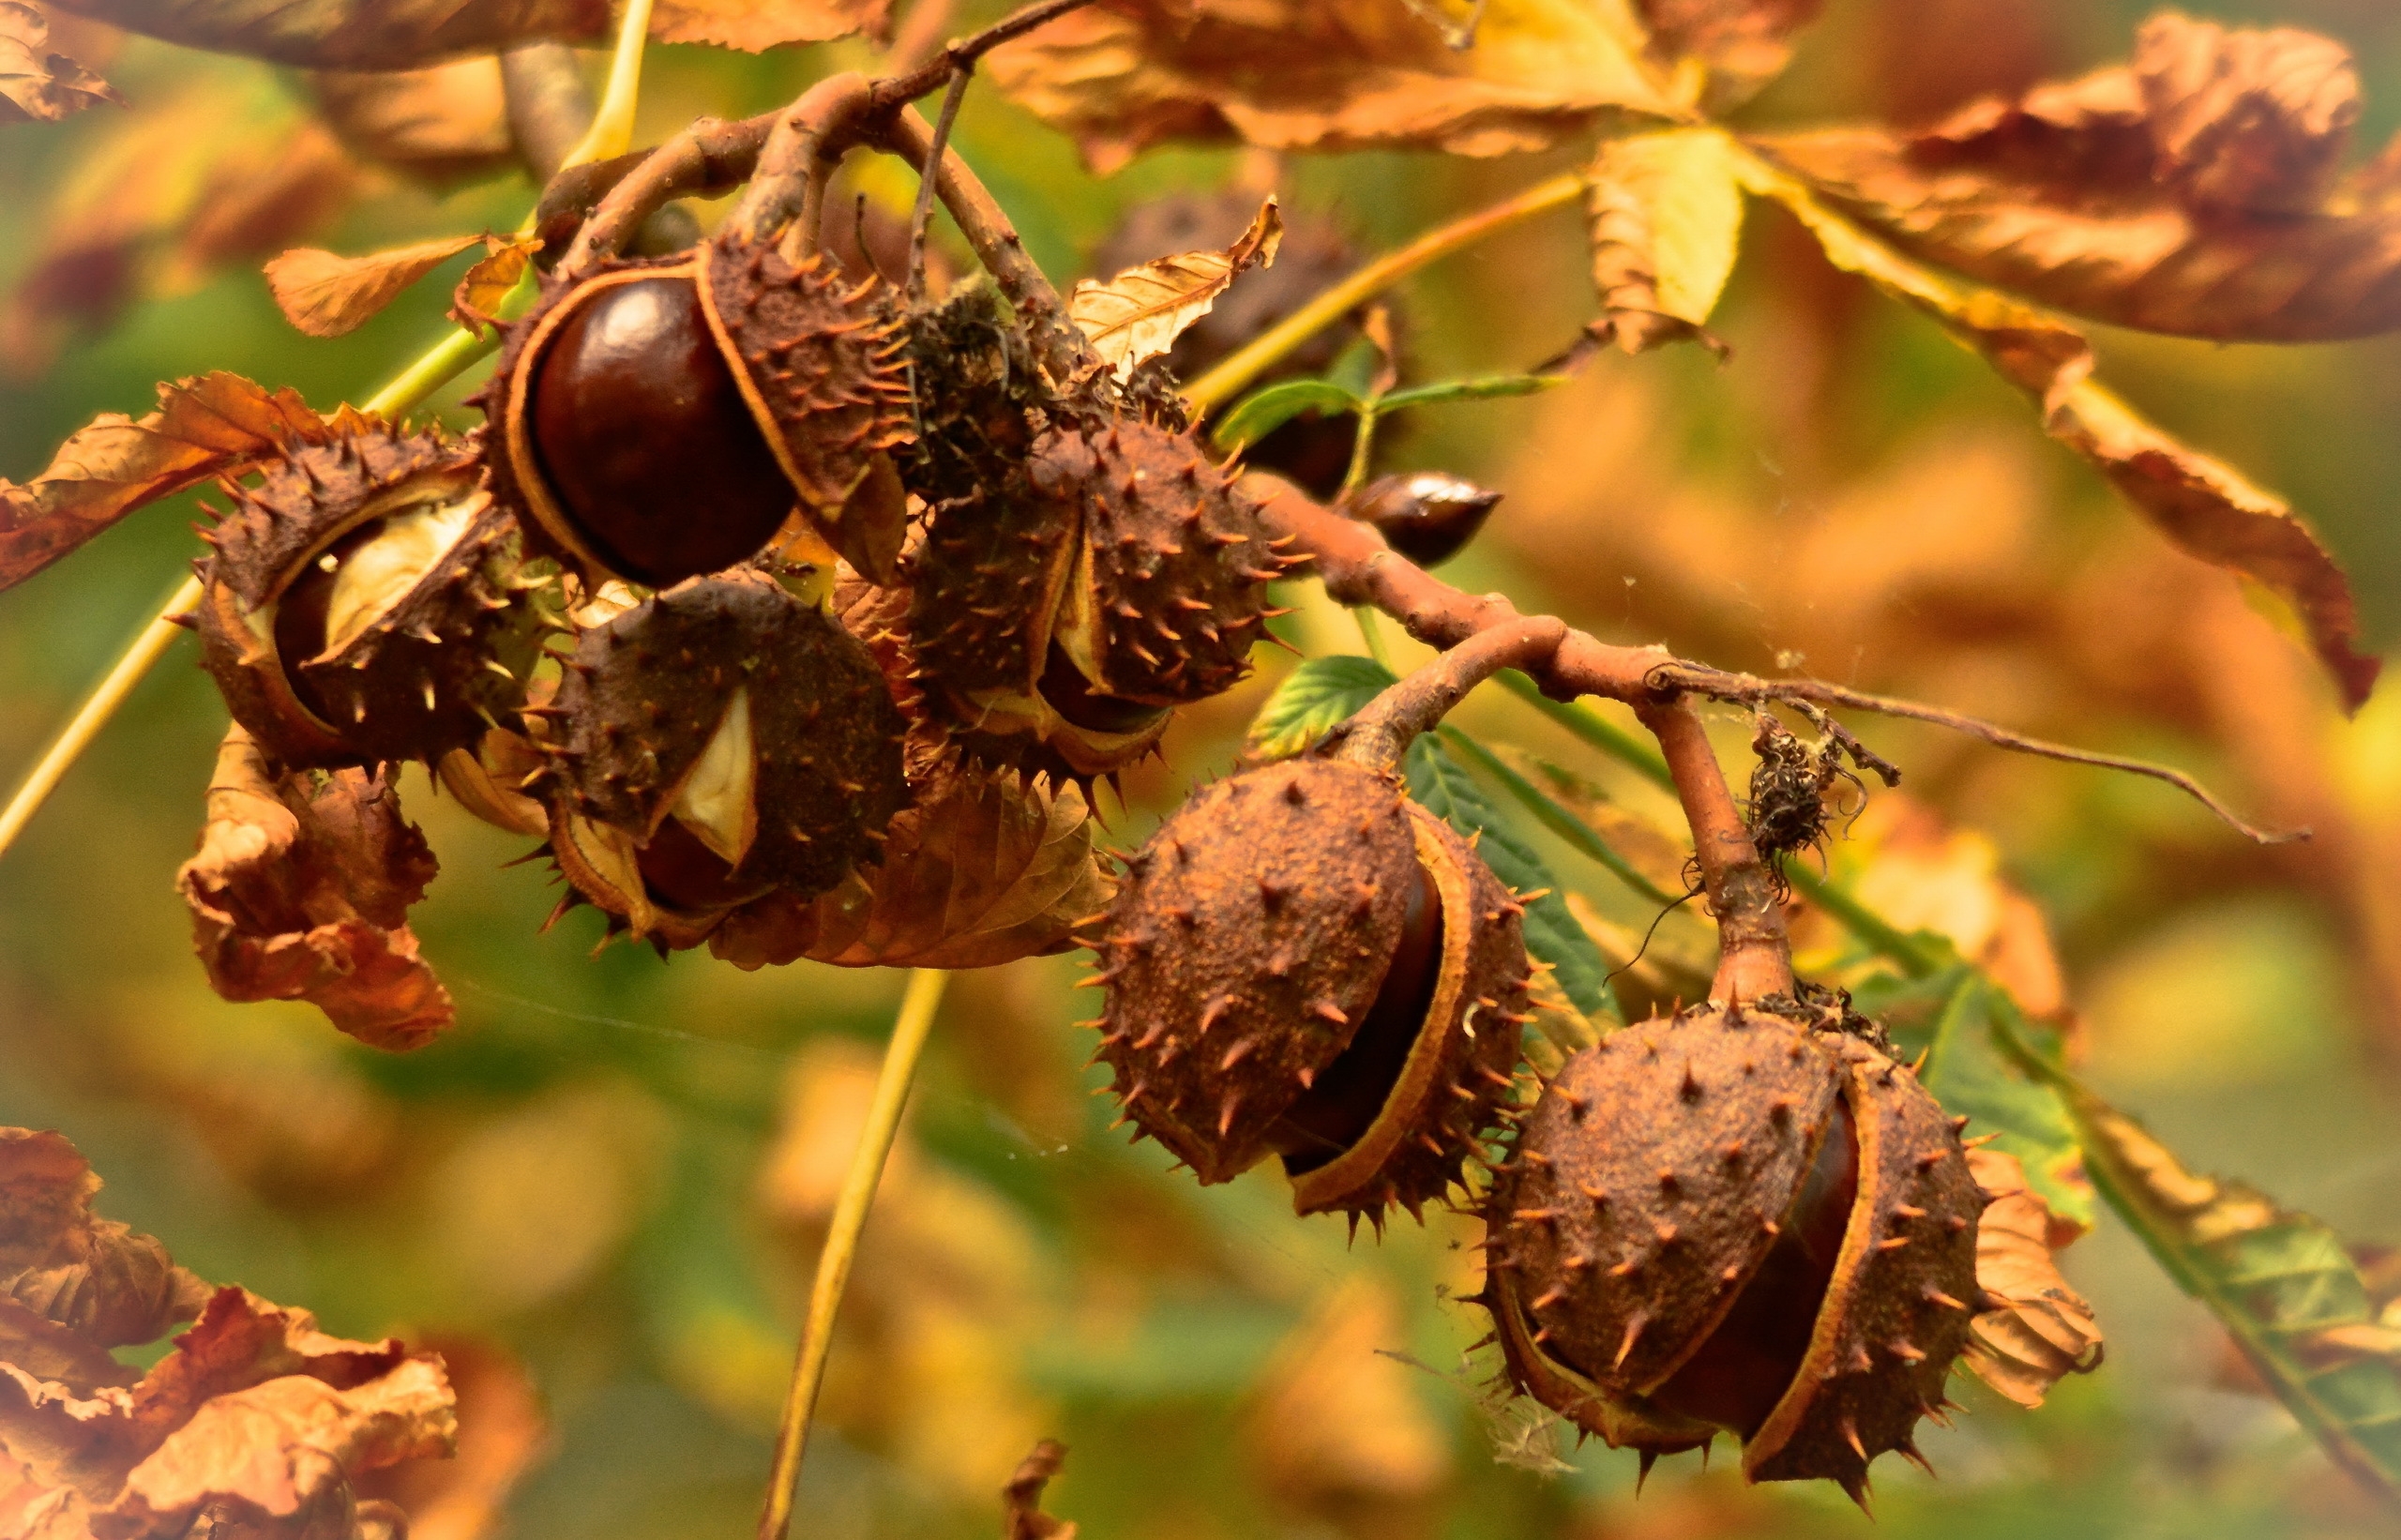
6;0;2401;1535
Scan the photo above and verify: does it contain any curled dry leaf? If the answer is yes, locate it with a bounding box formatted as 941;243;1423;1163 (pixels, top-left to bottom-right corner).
447;238;539;336
1001;1441;1077;1540
0;1130;211;1397
0;1127;460;1540
1635;0;1820;110
306;59;513;185
0;372;346;593
1069;196;1282;381
648;0;886;52
353;1336;550;1540
265;235;487;339
1961;1146;2103;1409
1586;127;1743;353
39;0;605;70
1756;12;2401;341
176;726;455;1051
709;762;1111;971
1740;155;2379;712
0;0;123;124
988;0;1676;174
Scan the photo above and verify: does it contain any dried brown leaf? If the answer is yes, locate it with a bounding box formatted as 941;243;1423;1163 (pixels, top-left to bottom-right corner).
1586;127;1743;353
1635;0;1820;110
265;235;486;338
306;60;512;185
0;1132;210;1397
0;373;340;592
1001;1442;1076;1540
446;238;538;336
988;0;1676;174
1069;196;1282;380
350;1336;548;1540
176;727;454;1051
1757;13;2401;340
39;0;605;70
648;0;886;51
1742;155;2379;711
0;0;122;123
710;764;1111;971
1962;1147;2103;1408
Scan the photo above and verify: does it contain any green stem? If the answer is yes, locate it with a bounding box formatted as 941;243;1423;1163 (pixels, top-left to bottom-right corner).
1185;171;1587;412
1499;672;1671;789
1439;726;1682;907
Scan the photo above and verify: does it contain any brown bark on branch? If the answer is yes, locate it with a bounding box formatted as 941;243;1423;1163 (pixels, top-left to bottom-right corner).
1639;699;1794;1004
1333;615;1567;773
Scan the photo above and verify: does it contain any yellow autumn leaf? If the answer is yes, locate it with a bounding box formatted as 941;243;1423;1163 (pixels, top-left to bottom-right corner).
1069;196;1284;381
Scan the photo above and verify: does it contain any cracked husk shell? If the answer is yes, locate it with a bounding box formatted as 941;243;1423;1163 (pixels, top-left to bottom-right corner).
540;572;910;930
1481;1004;1984;1502
195;424;539;770
1094;759;1532;1220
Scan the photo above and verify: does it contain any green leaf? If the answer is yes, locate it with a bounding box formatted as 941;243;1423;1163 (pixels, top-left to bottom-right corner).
1245;655;1397;762
1440;731;1682;907
1854;959;2091;1230
1378;372;1570;413
1211;379;1362;451
2038;1068;2401;1505
1408;732;1613;1019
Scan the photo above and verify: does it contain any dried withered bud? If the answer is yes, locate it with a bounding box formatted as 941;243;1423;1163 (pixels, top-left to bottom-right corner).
482;238;910;589
1091;759;1533;1222
910;415;1300;771
194;424;540;771
535;571;910;944
1479;1004;1985;1503
1339;471;1503;568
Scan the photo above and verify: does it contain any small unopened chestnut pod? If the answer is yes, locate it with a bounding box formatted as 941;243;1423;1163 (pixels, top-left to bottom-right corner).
1478;1005;1986;1503
480;234;912;590
1090;755;1533;1223
194;424;543;771
532;572;910;944
907;415;1303;779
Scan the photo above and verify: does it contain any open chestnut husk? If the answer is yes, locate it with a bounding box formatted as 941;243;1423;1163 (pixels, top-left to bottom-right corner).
1091;758;1533;1223
482;235;911;590
531;570;910;945
1477;1004;1986;1503
194;424;542;771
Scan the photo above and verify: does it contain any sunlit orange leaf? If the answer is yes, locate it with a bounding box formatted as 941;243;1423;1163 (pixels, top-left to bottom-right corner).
446;237;538;336
265;234;486;338
306;59;513;185
176;727;454;1051
1757;13;2401;341
1635;0;1820;110
649;0;885;51
0;1131;211;1397
352;1336;549;1540
39;0;605;69
1742;157;2379;711
1586;127;1743;353
988;0;1675;174
0;372;340;592
1962;1147;2104;1408
1001;1442;1077;1540
711;762;1111;971
1070;195;1281;381
0;0;122;123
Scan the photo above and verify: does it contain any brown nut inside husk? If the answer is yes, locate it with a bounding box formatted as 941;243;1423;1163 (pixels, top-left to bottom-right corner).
195;424;541;771
531;571;911;944
1092;759;1533;1222
1479;1004;1986;1504
482;244;909;590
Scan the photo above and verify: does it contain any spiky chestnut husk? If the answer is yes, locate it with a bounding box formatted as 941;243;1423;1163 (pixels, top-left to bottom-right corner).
537;572;910;918
1091;759;1533;1222
194;425;540;771
1479;1004;1985;1503
482;242;910;589
911;416;1298;730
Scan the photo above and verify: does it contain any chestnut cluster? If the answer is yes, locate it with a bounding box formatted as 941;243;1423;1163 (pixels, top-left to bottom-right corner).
188;212;1300;951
